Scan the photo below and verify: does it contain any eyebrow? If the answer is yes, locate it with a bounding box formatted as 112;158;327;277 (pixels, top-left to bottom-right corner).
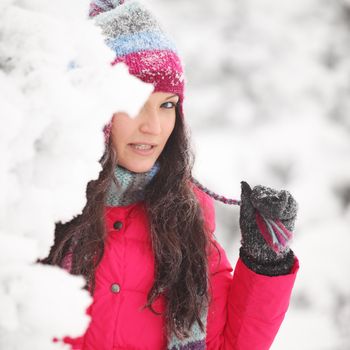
165;95;179;100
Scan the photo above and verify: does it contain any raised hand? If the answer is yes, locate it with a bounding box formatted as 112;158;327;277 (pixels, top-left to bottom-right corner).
239;181;298;276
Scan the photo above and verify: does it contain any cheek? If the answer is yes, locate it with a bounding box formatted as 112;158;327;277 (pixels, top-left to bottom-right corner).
111;114;134;152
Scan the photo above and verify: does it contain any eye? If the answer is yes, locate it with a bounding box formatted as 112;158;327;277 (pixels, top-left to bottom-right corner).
161;101;177;109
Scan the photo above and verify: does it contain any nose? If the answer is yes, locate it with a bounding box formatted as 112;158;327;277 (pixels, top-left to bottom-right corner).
138;106;162;135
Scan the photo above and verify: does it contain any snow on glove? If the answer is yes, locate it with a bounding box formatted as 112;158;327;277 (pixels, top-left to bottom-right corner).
239;181;298;276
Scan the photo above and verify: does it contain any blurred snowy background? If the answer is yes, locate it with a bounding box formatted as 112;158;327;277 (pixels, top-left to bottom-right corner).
150;0;350;349
1;0;349;349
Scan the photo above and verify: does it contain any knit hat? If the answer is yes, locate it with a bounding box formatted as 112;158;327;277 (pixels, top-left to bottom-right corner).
88;0;185;145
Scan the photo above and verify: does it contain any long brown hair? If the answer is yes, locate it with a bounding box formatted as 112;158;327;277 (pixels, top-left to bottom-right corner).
37;105;220;340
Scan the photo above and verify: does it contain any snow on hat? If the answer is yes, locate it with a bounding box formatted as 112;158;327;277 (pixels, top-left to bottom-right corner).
89;0;185;145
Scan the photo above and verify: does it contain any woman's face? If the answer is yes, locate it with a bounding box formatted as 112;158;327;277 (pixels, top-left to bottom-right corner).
111;92;179;173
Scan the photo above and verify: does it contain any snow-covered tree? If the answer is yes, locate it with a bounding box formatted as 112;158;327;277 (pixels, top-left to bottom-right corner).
0;1;151;349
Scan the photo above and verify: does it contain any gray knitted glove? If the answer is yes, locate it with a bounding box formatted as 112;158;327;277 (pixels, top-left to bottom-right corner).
239;181;298;276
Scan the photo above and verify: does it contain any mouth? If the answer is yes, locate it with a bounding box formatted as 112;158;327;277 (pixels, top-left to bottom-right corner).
129;143;156;150
128;143;157;155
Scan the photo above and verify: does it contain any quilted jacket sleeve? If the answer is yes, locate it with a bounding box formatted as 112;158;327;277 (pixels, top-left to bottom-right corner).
206;238;299;350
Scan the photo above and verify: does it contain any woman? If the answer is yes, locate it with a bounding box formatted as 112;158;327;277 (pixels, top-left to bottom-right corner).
41;1;300;349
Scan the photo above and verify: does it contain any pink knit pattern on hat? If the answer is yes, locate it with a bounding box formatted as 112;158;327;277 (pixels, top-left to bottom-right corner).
113;50;185;103
103;120;113;145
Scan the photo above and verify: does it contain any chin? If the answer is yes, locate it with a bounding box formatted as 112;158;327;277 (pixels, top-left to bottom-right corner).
119;160;155;173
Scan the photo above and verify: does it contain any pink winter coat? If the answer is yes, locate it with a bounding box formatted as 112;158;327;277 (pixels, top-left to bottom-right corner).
54;186;299;350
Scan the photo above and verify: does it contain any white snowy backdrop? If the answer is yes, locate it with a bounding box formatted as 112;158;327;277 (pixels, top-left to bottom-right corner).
1;0;349;349
150;0;350;349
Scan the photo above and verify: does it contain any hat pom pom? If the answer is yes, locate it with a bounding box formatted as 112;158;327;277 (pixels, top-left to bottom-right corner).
89;0;126;17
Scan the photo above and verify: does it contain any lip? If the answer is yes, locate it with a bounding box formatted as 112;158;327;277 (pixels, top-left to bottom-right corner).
128;143;157;156
129;142;157;146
